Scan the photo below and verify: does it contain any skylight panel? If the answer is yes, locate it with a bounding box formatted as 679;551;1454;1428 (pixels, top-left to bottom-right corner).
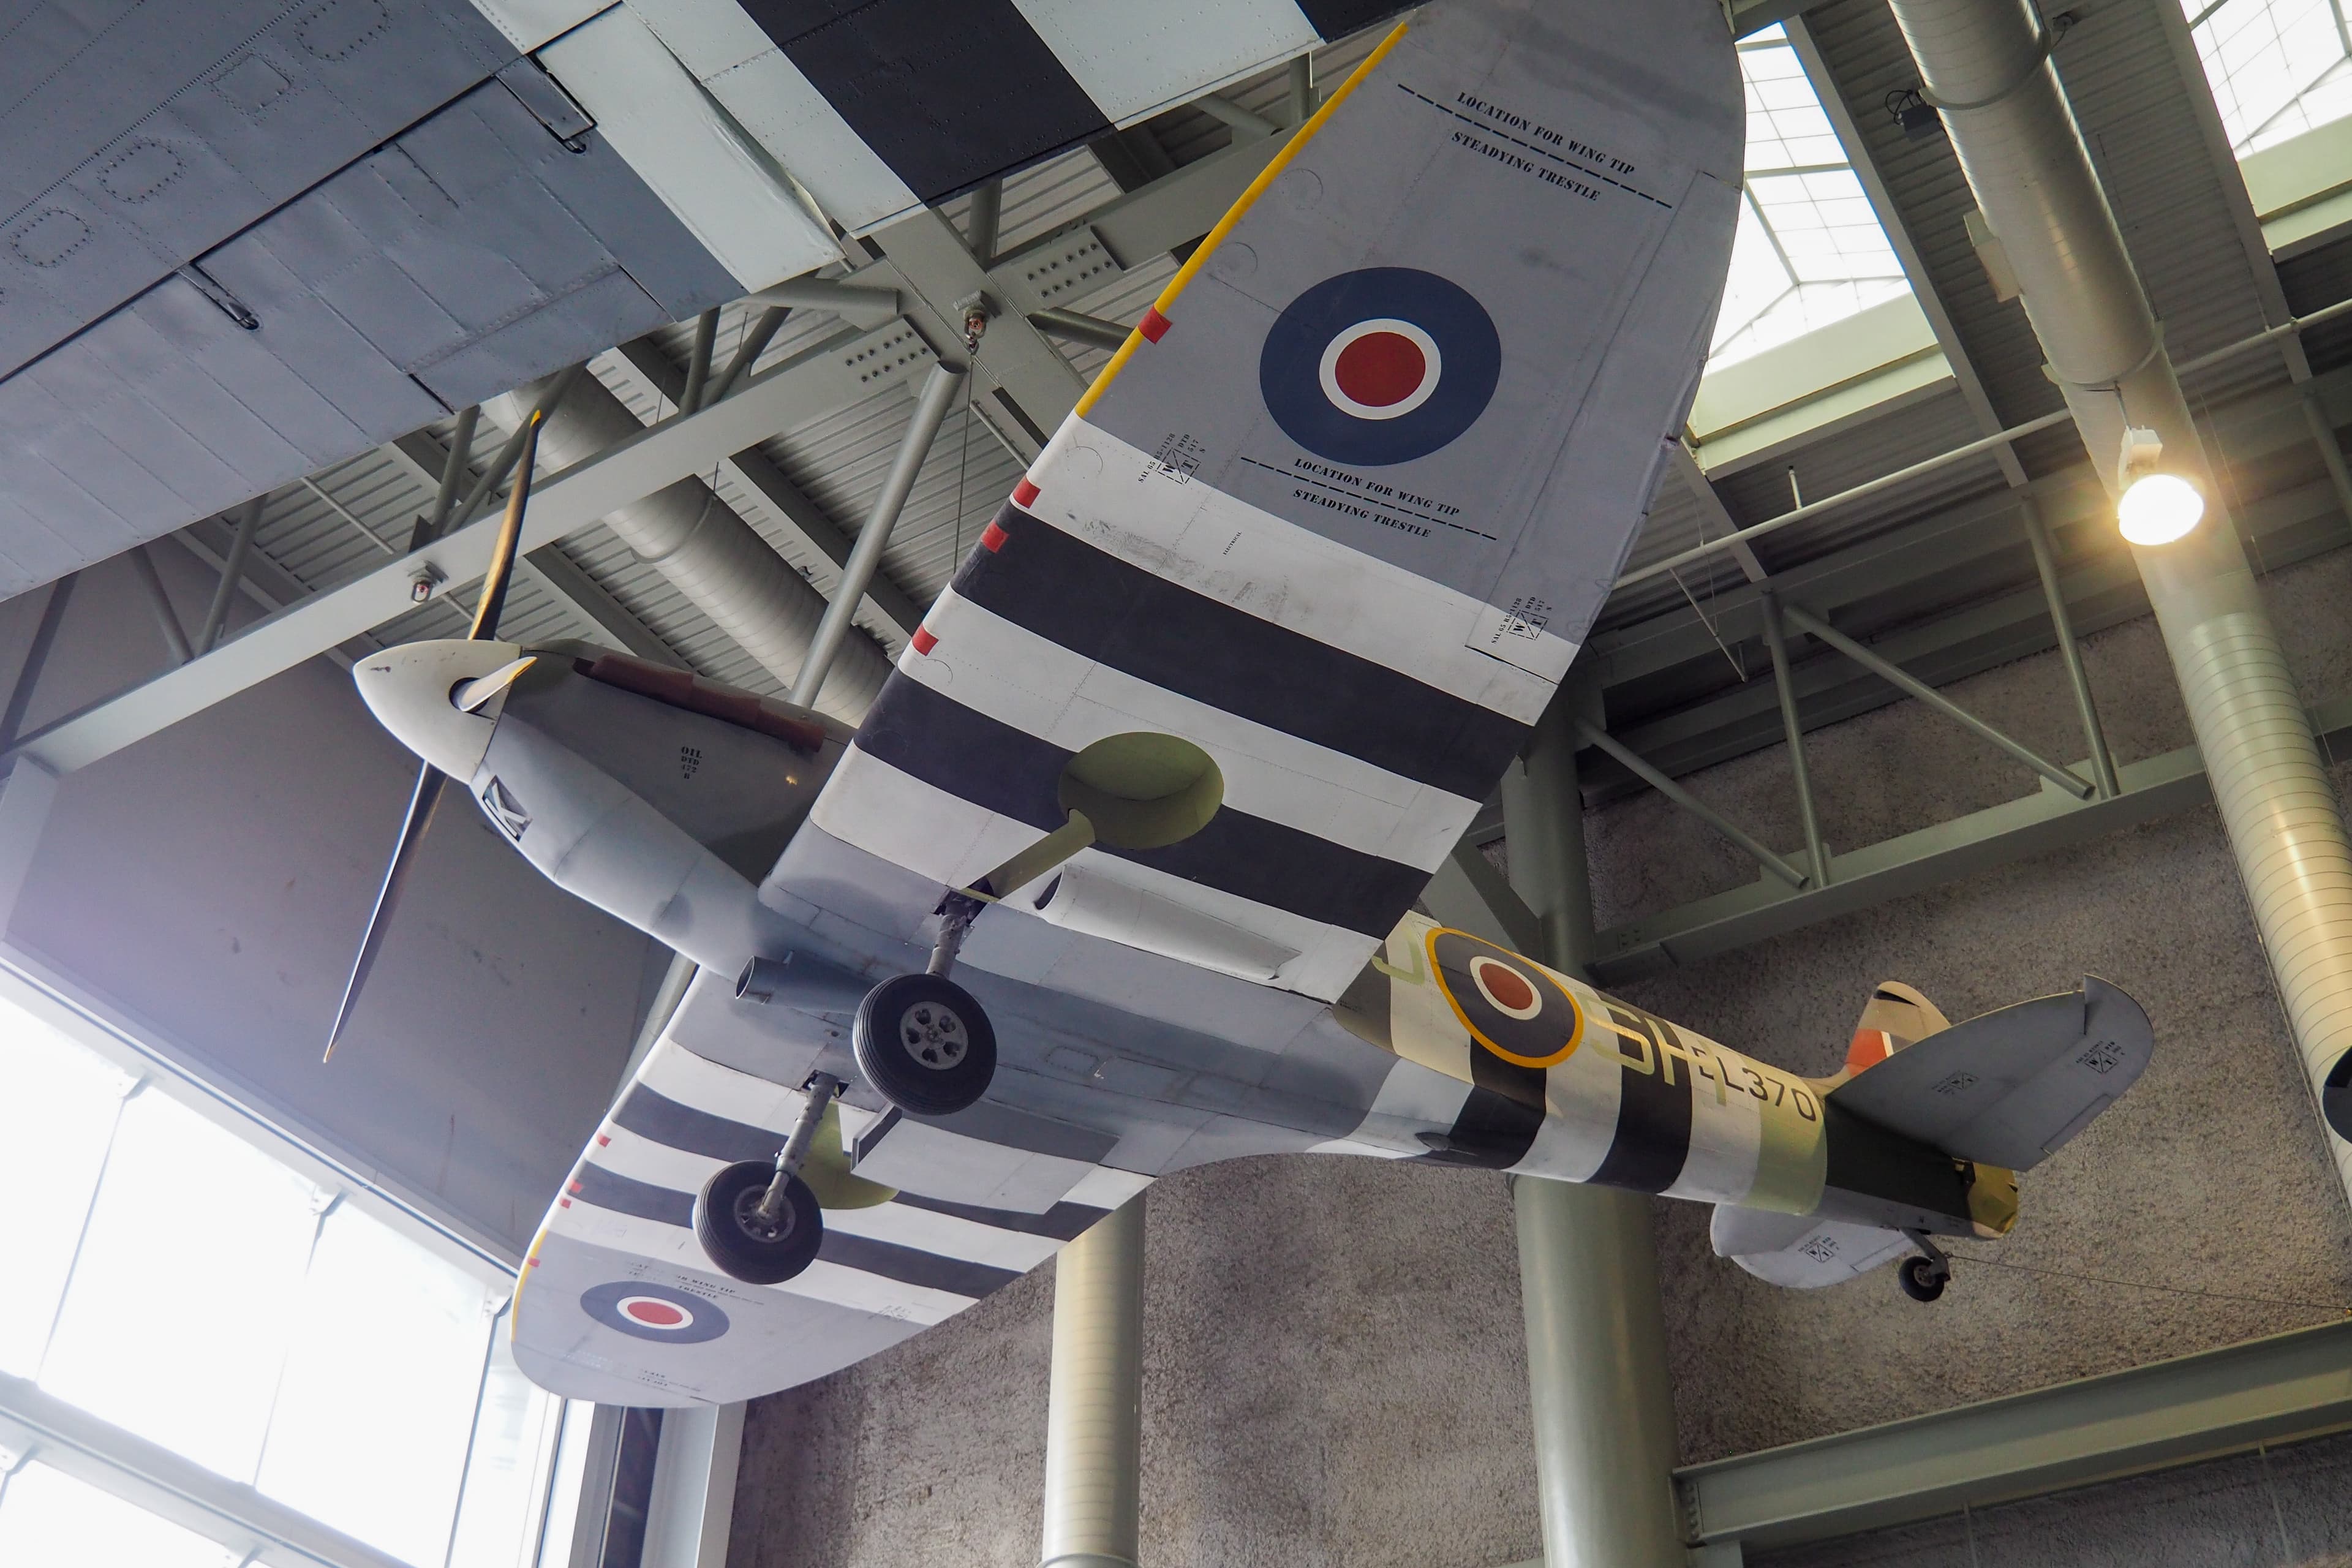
2188;0;2352;153
1708;28;1915;369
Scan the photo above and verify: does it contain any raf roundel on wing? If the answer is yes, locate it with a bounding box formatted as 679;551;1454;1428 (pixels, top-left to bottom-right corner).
581;1280;731;1343
1259;267;1502;467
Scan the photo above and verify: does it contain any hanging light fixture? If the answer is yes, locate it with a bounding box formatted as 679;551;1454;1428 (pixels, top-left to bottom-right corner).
2114;425;2204;546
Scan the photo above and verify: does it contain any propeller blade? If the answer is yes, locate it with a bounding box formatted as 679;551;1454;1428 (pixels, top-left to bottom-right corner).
469;410;543;643
453;654;538;712
324;762;448;1062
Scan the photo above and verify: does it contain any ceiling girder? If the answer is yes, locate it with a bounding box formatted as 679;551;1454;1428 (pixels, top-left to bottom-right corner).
603;339;928;641
7;336;873;775
383;429;685;667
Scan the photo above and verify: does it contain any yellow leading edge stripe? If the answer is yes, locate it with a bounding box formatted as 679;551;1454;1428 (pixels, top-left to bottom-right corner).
1071;20;1413;420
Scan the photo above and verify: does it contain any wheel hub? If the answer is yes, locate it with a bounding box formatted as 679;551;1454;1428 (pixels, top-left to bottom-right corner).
732;1183;796;1244
899;1000;970;1071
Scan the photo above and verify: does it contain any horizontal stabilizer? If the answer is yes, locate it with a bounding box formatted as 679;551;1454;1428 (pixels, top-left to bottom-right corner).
1827;976;2151;1170
1710;1206;1911;1289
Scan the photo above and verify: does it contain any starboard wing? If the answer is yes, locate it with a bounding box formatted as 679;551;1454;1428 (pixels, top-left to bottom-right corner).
512;1019;1145;1406
764;0;1744;1002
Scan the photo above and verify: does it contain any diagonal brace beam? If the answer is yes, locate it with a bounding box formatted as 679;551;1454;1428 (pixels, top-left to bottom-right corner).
1574;718;1810;889
1780;605;2095;799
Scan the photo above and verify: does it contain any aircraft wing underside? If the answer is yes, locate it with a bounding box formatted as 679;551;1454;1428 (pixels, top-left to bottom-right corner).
514;0;1743;1404
763;0;1741;1007
514;1016;1152;1406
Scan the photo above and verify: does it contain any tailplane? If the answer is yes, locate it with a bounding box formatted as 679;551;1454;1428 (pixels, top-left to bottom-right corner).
1715;975;2151;1298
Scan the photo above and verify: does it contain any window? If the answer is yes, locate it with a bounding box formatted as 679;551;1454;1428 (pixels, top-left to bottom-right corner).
0;1464;238;1568
2187;0;2352;154
1708;25;1913;370
0;982;572;1568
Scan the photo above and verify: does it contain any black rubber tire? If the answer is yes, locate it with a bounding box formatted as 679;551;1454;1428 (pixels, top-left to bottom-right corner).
853;972;996;1116
693;1161;823;1284
1898;1254;1948;1303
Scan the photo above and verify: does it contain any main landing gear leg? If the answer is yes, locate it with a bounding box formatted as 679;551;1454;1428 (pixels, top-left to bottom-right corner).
1897;1229;1953;1303
693;1072;842;1284
851;891;998;1118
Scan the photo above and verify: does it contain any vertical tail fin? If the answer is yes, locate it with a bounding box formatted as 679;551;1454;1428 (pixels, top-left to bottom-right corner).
1836;981;1950;1082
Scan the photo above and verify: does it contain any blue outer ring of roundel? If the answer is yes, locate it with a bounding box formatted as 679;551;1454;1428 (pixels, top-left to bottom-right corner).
581;1280;731;1343
1259;267;1502;467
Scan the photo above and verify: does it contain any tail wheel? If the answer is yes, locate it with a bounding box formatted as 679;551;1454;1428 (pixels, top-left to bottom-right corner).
853;972;996;1116
693;1160;823;1284
1897;1254;1948;1303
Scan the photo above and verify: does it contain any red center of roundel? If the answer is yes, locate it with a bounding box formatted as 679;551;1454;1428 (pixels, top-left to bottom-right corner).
625;1300;686;1327
1480;963;1536;1012
1332;331;1427;408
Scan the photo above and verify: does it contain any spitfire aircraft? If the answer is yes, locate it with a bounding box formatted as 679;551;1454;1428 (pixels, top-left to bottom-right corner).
334;0;2152;1407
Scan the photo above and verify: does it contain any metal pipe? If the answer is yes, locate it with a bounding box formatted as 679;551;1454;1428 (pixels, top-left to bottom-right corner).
1503;709;1683;1568
0;575;75;750
197;497;263;655
1041;1197;1144;1568
129;546;192;666
301;476;393;556
1287;55;1316;124
2019;501;2119;797
1760;593;1830;884
704;307;788;407
1030;309;1135;352
748;278;902;331
513;369;891;723
1196;94;1278;138
1781;604;2093;798
679;309;718;416
1500;693;1596;976
1618;293;2352;591
1894;0;2352;1196
1573;717;1809;888
422;404;480;543
966;179;1002;266
791;362;965;708
452;368;582;530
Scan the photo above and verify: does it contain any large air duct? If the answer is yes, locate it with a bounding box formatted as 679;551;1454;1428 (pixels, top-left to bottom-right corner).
1041;1197;1144;1568
1889;0;2352;1198
508;371;891;724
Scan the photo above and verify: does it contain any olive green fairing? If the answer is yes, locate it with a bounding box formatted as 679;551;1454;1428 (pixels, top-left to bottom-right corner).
504;647;844;881
1058;733;1223;849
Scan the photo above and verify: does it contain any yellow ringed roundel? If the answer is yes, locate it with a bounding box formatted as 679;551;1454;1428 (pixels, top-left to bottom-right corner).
1425;927;1583;1069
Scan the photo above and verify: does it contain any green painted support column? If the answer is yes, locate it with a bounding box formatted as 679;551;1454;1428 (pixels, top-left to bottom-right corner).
1502;693;1686;1568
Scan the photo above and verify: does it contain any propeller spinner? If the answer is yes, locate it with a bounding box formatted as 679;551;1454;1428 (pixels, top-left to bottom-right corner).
325;411;544;1061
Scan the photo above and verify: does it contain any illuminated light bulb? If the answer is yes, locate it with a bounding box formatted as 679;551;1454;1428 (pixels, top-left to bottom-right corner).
2117;471;2204;546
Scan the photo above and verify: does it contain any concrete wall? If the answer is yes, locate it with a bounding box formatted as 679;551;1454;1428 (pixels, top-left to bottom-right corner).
0;542;658;1260
1754;1427;2352;1567
725;546;2352;1567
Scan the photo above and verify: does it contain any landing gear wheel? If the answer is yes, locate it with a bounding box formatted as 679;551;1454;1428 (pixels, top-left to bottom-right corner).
853;972;996;1116
693;1160;823;1284
1898;1254;1948;1303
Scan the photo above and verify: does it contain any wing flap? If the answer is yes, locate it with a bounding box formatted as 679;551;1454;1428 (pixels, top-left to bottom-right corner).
1826;977;2152;1170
